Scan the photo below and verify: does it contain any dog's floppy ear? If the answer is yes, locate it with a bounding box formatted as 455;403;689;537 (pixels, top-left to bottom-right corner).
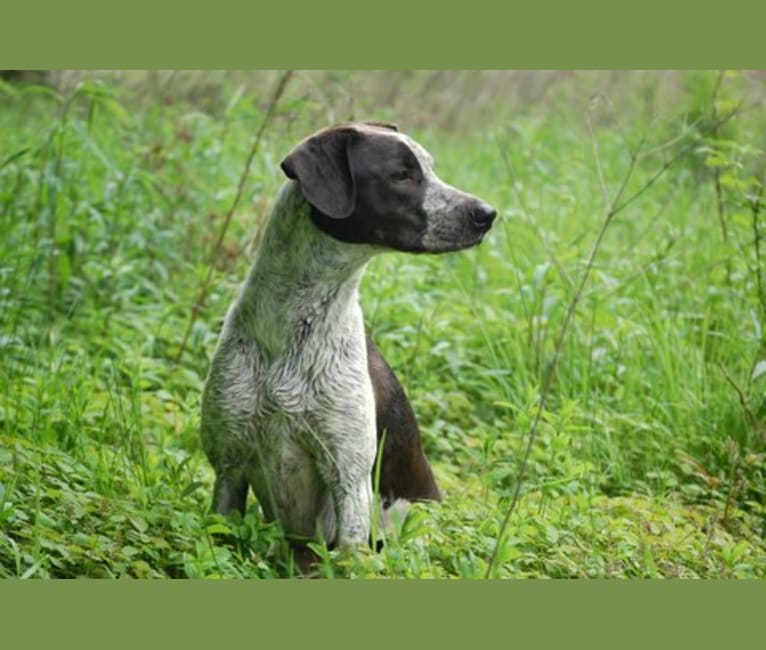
280;126;360;219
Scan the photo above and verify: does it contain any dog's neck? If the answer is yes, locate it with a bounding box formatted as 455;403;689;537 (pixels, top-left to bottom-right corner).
231;182;378;356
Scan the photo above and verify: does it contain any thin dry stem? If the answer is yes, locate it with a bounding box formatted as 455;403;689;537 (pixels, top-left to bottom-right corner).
176;70;294;364
486;104;740;577
483;110;746;577
710;71;729;245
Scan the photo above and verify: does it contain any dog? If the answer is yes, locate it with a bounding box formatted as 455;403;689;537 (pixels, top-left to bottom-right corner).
200;122;496;555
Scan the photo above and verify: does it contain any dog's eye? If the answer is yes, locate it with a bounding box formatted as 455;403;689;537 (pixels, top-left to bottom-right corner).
389;169;410;182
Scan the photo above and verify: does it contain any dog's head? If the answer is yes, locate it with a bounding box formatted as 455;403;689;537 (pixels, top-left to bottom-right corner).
280;122;496;253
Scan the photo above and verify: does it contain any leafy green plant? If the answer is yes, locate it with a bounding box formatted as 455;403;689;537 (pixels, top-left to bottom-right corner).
1;71;765;578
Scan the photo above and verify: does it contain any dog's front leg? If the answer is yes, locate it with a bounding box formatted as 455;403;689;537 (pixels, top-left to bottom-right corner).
333;475;374;546
316;412;377;547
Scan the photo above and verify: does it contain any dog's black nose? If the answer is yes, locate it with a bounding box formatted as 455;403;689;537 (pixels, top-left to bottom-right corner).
470;202;497;231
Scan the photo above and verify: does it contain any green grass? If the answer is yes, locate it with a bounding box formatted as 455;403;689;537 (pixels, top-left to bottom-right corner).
1;71;765;578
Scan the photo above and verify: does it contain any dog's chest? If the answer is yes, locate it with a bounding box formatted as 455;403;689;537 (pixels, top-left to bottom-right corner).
261;313;367;415
202;184;379;477
228;295;375;450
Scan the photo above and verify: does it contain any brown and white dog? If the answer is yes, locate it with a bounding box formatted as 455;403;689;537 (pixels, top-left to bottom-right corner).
201;122;495;555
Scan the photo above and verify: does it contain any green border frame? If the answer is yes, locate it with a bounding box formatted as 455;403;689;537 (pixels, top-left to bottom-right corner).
3;581;765;644
2;1;765;646
2;1;765;67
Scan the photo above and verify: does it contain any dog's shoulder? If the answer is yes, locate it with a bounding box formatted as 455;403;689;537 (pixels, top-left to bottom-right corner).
202;334;262;418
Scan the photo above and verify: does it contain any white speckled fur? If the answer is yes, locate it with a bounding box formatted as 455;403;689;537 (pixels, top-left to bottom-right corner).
389;132;478;251
202;182;380;545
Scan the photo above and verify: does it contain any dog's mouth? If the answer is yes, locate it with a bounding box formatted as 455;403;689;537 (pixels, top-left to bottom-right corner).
463;229;492;250
417;205;497;254
417;229;490;254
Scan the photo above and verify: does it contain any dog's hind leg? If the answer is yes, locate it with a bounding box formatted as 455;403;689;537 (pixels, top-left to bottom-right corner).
366;336;441;504
212;471;249;516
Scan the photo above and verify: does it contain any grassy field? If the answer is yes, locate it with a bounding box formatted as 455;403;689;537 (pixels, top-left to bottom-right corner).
1;70;765;578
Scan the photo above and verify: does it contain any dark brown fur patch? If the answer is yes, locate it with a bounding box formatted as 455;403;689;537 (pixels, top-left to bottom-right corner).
367;336;441;505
